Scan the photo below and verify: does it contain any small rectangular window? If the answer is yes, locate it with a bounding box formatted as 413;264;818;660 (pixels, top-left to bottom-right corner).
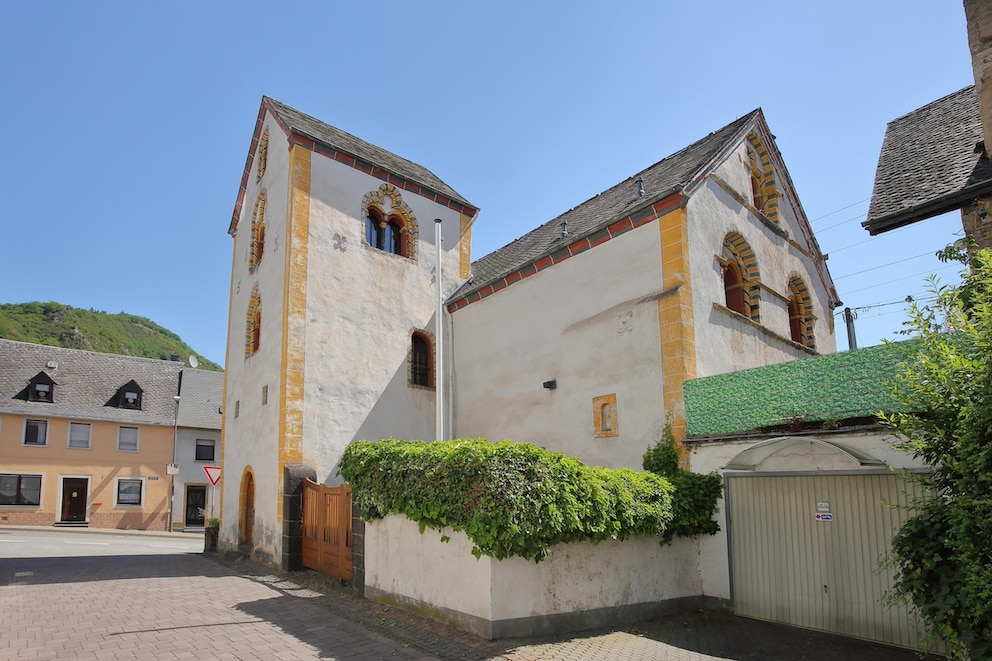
68;422;91;449
0;474;42;505
117;426;139;452
24;419;48;446
262;385;268;405
195;439;215;462
116;479;142;506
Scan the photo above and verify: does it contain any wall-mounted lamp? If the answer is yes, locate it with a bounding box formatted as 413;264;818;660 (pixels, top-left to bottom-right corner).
543;379;557;390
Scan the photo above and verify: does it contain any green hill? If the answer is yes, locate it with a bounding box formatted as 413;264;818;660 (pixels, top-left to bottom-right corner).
0;302;222;371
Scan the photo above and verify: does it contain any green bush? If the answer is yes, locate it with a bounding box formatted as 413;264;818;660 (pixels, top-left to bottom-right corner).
642;428;722;542
338;438;675;562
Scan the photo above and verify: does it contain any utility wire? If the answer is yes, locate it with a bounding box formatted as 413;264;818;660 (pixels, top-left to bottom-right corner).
809;197;870;223
833;250;936;280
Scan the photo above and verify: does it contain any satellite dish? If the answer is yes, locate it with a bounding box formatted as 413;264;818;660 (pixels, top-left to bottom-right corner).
188;355;199;369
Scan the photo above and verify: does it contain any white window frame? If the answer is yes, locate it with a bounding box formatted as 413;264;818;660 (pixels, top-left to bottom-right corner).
68;422;91;449
23;419;48;446
117;426;139;452
115;477;144;507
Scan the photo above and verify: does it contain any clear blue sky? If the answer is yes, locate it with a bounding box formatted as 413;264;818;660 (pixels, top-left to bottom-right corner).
0;1;974;366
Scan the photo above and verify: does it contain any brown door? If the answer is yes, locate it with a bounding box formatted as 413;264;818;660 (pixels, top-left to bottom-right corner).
241;473;254;545
61;478;88;522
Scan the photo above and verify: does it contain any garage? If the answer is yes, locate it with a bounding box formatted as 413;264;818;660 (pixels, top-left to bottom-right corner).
726;470;927;649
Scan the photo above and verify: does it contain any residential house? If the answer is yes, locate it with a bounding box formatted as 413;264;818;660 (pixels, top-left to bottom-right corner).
0;339;181;530
865;0;992;248
683;341;932;650
171;367;223;530
0;339;223;531
220;95;841;582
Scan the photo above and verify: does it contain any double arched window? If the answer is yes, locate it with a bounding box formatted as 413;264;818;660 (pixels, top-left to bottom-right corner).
366;207;406;256
361;184;418;262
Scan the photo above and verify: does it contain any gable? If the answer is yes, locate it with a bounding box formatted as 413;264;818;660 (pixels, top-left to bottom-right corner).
228;97;478;236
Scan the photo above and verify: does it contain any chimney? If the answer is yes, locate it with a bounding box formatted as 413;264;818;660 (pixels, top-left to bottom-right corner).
965;0;992;153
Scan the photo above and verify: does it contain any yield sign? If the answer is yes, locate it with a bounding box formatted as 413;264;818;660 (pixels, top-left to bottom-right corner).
203;466;222;486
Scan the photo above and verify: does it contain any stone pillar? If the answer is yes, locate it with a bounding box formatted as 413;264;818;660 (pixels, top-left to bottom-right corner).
351;503;366;596
962;195;992;250
966;0;992;152
282;464;316;571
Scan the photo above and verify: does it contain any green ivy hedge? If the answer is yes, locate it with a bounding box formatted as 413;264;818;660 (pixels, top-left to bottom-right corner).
641;431;723;541
338;438;675;562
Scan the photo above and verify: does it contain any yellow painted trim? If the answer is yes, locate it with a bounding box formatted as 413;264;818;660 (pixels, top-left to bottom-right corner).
278;145;311;522
219;238;239;522
657;207;696;465
459;213;473;279
592;393;619;438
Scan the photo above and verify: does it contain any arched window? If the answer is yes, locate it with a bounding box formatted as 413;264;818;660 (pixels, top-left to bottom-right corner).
787;275;815;348
361;185;418;261
723;261;747;316
410;332;434;388
720;232;761;322
250;190;267;272
256;127;269;182
788;298;803;344
245;285;261;359
745;133;781;224
366;207;406;256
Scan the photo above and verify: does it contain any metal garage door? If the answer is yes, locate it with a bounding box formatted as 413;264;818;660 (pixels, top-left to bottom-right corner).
726;472;927;649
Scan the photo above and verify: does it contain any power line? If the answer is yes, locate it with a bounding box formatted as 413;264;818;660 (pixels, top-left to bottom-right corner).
809;197;870;223
840;264;959;296
833;250;936;280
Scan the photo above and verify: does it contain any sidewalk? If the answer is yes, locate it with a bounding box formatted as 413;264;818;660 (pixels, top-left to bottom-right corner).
207;552;944;661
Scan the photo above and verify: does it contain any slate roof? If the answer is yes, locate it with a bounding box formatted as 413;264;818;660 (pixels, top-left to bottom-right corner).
683;341;918;438
449;110;762;302
864;86;992;235
176;368;223;430
264;96;473;208
0;339;184;426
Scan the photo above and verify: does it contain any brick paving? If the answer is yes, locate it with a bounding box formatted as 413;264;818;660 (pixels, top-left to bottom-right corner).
0;536;943;660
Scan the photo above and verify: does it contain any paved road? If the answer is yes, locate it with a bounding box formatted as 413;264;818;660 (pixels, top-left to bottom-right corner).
0;527;944;660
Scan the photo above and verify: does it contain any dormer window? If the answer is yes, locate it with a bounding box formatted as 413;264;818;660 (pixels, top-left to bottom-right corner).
115;380;144;410
28;372;56;403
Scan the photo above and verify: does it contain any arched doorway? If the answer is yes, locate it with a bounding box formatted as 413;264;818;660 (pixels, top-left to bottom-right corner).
240;470;255;546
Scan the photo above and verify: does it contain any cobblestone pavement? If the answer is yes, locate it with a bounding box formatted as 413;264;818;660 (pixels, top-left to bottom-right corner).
0;538;943;660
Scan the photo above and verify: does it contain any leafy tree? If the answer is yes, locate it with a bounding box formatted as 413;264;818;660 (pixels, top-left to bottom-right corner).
881;245;992;658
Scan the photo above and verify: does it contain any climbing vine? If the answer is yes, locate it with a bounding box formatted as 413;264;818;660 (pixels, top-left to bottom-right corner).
641;424;722;542
338;438;675;562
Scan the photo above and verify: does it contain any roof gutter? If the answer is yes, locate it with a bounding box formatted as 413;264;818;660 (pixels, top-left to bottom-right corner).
863;180;992;235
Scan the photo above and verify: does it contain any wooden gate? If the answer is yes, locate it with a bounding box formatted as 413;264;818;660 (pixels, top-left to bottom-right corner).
302;480;353;581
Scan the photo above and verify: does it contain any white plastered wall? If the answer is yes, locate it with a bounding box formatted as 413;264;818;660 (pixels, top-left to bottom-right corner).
687;143;837;379
221;112;290;559
451;223;667;469
364;514;702;636
300;157;465;484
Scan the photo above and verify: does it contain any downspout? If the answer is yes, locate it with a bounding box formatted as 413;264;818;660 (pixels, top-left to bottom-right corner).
435;218;444;441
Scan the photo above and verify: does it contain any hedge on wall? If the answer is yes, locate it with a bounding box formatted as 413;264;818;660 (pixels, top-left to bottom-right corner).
337;438;675;562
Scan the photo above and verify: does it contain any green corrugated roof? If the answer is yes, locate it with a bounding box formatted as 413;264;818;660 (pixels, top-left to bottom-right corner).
684;341;919;438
